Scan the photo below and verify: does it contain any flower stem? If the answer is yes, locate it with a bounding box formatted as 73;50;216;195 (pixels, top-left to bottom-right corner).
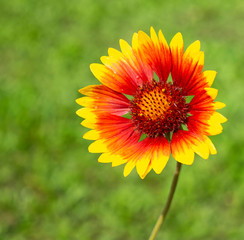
148;161;182;240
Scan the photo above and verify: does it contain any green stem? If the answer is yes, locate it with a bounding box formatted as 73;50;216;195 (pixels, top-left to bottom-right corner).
148;161;182;240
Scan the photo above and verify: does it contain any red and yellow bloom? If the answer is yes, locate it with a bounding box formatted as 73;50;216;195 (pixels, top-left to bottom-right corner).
77;27;226;179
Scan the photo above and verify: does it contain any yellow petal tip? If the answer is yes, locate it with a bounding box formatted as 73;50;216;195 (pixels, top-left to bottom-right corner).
88;140;108;153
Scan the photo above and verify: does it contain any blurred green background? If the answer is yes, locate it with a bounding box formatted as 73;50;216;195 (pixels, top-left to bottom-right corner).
1;0;244;239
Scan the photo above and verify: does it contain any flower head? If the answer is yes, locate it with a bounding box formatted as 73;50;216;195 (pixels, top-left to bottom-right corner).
76;27;226;179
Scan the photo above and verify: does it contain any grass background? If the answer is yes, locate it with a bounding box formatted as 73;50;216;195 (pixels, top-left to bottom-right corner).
1;0;244;239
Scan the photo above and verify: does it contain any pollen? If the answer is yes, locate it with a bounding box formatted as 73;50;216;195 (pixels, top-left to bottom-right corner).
130;80;190;138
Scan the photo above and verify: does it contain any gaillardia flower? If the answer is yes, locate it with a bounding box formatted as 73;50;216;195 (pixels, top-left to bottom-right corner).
76;27;226;179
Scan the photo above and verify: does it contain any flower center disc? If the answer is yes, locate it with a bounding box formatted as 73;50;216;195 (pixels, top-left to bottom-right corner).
130;81;189;138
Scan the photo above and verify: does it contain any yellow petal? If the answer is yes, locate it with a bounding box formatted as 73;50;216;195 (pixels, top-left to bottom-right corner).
98;152;113;163
81;119;95;129
123;160;136;177
141;164;153;179
138;30;152;47
191;138;209;160
108;48;123;60
119;39;133;59
150;27;159;47
88;140;108;153
212;112;227;123
158;30;169;48
112;157;127;167
100;56;112;66
205;88;218;100
79;85;97;96
182;39;204;68
136;154;151;179
198;51;204;66
76;97;93;107
76;108;95;119
152;147;170;174
213;101;226;110
132;33;139;50
207;122;223;135
171;139;195;165
98;152;126;166
203;70;217;87
90;63;107;81
170;32;183;50
206;112;226;135
184;40;200;56
204;136;217;155
83;130;100;140
176;148;194;165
